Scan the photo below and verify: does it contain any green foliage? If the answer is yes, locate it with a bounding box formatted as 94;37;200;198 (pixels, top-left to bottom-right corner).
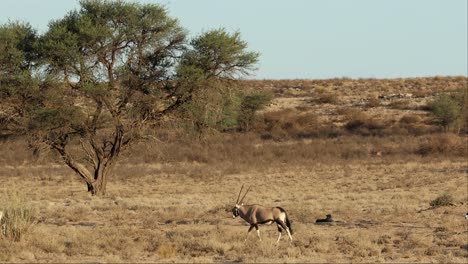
179;88;271;134
0;22;38;98
238;93;271;131
0;192;37;242
173;64;206;102
0;23;46;133
28;106;85;132
174;28;260;135
180;82;241;135
217;91;243;131
179;28;259;79
430;92;463;132
0;21;37;73
39;0;186;85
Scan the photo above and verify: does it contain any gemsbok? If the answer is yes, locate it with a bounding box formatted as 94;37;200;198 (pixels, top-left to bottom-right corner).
231;185;293;243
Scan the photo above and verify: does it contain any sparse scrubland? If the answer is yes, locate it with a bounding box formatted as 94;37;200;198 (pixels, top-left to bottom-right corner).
1;77;467;263
0;1;467;262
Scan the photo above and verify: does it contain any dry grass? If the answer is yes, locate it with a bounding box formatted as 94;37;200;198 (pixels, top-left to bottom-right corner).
0;152;466;262
0;77;467;262
0;192;37;242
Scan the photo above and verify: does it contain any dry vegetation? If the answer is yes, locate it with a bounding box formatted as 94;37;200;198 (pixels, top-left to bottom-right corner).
0;77;467;263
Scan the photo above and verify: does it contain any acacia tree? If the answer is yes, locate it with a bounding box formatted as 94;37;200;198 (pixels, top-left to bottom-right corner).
2;1;187;195
37;0;188;195
0;2;259;196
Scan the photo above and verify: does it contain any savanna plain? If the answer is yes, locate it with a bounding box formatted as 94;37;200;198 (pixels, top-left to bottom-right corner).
1;77;467;263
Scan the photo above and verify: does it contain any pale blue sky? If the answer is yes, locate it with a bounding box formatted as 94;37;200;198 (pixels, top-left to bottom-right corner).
1;0;466;79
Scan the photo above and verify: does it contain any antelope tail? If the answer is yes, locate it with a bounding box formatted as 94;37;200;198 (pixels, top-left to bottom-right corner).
285;214;293;235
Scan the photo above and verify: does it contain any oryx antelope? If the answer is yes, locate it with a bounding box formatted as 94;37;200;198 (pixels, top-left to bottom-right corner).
232;185;293;243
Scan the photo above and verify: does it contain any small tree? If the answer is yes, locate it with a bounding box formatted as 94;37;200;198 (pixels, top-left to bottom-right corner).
431;93;462;132
176;28;260;134
238;93;271;132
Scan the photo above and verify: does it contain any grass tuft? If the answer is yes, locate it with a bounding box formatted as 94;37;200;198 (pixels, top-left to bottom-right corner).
0;192;37;242
430;193;454;208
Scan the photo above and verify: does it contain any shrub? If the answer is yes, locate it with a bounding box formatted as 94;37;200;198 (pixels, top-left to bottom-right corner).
399;115;420;124
0;193;37;241
388;100;410;109
404;123;433;136
317;92;339;104
260;109;322;140
430;193;454;208
238;93;271;132
430;93;462;132
315;88;339;104
366;97;380;108
344;111;386;136
416;133;465;156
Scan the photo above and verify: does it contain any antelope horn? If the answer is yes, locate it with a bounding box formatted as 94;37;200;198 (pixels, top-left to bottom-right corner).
236;184;245;204
239;186;251;204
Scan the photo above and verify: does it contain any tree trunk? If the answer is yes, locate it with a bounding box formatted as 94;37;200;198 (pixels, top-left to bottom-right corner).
52;127;123;196
87;173;107;196
88;165;111;196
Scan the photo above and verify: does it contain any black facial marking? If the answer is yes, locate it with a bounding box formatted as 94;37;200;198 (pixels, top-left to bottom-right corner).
232;207;240;217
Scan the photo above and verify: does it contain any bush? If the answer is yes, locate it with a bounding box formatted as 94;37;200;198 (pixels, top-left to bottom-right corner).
181;85;244;135
314;87;339;104
430;193;454;208
344;111;387;136
399;115;420;124
260;109;322;140
430;93;462;132
238;93;271;132
416;133;465;156
0;193;37;241
366;97;380;108
388;100;410;109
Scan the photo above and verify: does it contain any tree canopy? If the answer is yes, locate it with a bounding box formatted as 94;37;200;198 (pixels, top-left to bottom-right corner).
0;0;259;195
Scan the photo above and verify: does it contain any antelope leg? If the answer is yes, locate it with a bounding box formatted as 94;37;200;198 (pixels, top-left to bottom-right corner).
245;225;254;242
286;228;293;242
276;232;282;243
277;220;292;242
254;225;261;241
276;224;283;243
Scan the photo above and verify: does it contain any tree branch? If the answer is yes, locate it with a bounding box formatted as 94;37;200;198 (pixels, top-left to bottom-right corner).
51;143;95;185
